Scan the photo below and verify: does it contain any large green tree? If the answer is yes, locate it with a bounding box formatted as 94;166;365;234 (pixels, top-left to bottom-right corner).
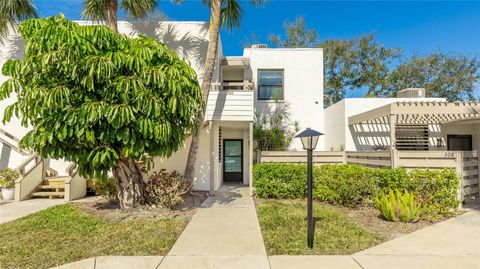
183;0;265;183
378;53;480;101
0;0;37;42
0;15;203;209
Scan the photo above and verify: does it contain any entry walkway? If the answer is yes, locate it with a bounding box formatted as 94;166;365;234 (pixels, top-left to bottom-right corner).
160;185;270;269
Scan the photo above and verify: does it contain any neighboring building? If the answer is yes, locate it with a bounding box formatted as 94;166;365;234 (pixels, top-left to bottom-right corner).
324;88;480;153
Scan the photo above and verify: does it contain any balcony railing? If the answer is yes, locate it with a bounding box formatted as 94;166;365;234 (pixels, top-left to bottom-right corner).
206;83;254;122
211;82;253;91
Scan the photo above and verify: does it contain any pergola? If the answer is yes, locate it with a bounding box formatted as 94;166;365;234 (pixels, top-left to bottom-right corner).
348;101;480;149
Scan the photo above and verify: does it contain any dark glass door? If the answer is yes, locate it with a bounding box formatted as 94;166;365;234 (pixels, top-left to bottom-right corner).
223;140;243;183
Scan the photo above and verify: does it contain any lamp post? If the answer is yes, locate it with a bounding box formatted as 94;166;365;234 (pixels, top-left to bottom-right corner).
295;127;324;248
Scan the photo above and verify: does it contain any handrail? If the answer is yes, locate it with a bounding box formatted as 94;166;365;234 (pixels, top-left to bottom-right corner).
15;154;42;179
0;130;30;155
211;81;253;91
66;163;78;177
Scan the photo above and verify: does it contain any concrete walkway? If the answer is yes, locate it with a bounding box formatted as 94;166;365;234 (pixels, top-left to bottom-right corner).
16;186;478;269
0;198;66;224
160;185;270;269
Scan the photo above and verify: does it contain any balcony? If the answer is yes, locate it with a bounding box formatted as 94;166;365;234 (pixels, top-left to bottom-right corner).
205;82;254;122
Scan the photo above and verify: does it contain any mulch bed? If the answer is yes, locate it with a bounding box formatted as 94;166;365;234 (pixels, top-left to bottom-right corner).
73;191;209;222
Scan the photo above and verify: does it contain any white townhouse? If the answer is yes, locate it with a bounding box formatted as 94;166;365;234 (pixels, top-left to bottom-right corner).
0;21;324;199
324;88;480;153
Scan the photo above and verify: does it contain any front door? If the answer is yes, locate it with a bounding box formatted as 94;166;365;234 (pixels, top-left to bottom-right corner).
223;139;243;183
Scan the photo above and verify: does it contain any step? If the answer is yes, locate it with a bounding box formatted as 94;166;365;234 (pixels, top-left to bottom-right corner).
37;185;65;190
32;191;64;198
43;176;69;186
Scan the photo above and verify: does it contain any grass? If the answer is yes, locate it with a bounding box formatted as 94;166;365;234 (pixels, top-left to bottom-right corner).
255;199;385;255
0;204;186;269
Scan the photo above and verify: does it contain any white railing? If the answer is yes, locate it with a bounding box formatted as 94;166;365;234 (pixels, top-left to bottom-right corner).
64;163;86;201
14;154;44;201
206;84;254;122
211;82;253;91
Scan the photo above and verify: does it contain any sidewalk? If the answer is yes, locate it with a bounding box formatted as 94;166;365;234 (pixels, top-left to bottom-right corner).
51;189;480;269
0;198;65;224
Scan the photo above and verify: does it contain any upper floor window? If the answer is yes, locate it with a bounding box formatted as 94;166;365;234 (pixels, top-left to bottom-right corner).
258;70;284;100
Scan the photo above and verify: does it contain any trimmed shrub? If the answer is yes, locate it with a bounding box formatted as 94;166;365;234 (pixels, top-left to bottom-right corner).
253;163;460;217
92;177;118;202
374;190;423;222
145;169;191;209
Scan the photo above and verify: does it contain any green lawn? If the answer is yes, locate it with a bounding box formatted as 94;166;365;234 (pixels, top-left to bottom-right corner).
0;204;186;269
255;199;385;255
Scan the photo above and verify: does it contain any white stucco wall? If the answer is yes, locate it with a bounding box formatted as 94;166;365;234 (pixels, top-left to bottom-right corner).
324;97;446;151
0;21;215;174
154;127;212;191
244;48;324;151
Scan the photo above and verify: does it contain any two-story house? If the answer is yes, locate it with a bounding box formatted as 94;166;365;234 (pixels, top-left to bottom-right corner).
0;21;324;199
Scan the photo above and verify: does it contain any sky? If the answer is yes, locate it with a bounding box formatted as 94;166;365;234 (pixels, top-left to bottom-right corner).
35;0;480;57
34;0;479;97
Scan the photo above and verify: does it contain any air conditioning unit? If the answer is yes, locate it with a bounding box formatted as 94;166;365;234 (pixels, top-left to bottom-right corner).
397;88;426;98
251;44;268;49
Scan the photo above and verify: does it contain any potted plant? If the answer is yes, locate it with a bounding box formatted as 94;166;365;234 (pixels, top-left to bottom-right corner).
0;168;19;200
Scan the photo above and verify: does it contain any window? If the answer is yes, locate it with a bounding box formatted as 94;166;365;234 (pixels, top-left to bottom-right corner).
258;70;284;100
447;135;472;151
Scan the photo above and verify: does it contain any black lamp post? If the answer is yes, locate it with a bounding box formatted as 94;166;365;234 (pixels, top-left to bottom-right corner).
295;127;324;248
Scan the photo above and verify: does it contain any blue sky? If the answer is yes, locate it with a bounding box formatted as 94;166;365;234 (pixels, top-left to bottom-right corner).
35;0;480;57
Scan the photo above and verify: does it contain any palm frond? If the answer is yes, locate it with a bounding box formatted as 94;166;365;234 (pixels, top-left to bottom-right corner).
82;0;108;21
0;0;37;42
120;0;158;19
221;0;242;31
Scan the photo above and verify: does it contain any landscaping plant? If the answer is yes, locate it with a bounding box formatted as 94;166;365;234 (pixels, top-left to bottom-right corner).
0;15;203;209
0;168;19;188
145;169;191;209
374;190;423;223
253;163;460;217
92;177;118;203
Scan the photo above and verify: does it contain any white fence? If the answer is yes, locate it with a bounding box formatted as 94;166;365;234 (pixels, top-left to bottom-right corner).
259;150;479;202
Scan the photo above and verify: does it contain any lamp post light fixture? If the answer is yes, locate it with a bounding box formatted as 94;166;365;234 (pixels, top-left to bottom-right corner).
295;127;324;249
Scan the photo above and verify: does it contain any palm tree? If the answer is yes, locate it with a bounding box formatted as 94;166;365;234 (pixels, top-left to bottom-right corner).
0;0;37;42
184;0;266;183
82;0;162;32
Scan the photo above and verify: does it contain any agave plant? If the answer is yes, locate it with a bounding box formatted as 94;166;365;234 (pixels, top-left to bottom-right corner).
374;189;423;223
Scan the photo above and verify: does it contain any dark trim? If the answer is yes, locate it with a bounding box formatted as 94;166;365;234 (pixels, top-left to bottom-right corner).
257;69;284;101
223;139;243;183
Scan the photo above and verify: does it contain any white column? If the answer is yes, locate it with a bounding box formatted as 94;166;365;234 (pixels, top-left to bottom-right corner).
209;121;215;195
249;121;254;196
389;114;396;150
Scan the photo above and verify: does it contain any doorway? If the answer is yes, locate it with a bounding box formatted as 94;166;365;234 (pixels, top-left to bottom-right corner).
223;139;243;183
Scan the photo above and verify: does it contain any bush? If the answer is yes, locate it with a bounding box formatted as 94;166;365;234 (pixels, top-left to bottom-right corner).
92;177;118;202
253;163;460;217
374;190;423;222
145;169;191;209
0;168;20;188
315;164;378;207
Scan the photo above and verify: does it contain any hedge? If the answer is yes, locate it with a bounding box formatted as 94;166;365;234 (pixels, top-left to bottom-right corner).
253;163;461;216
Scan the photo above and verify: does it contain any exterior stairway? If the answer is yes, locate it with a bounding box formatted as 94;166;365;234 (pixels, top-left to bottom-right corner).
31;177;69;199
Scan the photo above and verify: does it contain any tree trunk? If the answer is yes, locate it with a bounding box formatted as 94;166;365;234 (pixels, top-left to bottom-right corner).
184;0;222;183
105;0;118;33
112;156;146;210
